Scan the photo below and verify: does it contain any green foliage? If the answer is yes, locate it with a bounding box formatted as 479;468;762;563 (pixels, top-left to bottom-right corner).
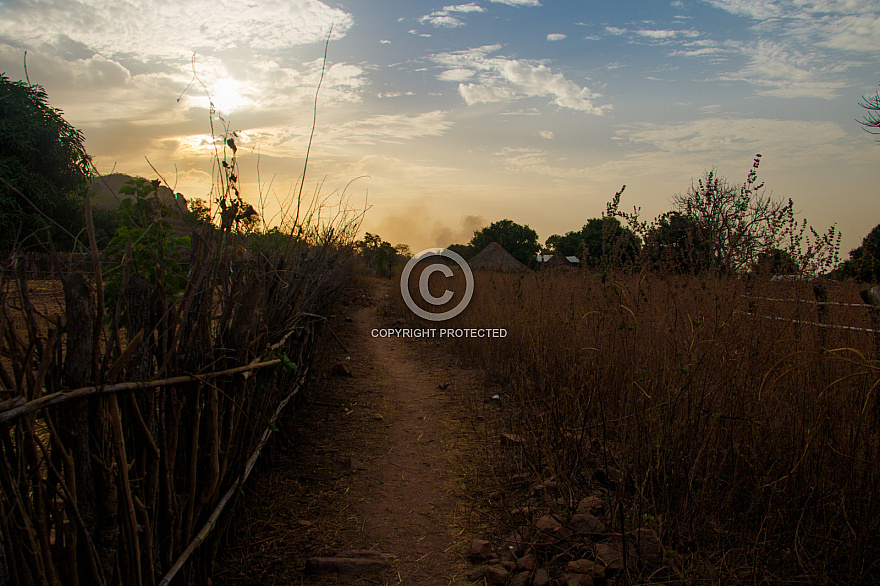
752;248;800;275
103;178;190;323
446;243;475;261
0;73;90;250
185;197;214;227
643;212;711;274
469;219;539;266
357;232;402;278
546;217;640;268
833;224;880;283
90;207;121;249
610;156;840;275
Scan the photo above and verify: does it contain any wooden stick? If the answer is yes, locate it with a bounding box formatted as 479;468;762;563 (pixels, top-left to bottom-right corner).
156;363;310;586
0;359;281;424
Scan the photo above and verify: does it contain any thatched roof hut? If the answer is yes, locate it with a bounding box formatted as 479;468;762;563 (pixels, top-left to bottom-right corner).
468;242;530;272
541;254;579;268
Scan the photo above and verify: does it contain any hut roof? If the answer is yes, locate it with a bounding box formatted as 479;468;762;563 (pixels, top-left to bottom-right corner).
468;242;530;272
542;254;578;268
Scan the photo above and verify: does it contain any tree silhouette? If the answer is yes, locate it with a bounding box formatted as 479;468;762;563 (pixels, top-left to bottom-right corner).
469;219;540;266
858;84;880;140
0;74;90;250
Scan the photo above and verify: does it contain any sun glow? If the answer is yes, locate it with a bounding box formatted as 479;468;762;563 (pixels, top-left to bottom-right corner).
207;78;249;113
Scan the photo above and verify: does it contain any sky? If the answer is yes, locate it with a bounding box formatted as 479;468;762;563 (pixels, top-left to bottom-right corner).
1;0;879;254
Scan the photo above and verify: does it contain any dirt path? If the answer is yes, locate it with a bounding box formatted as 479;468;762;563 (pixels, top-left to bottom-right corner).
214;282;488;584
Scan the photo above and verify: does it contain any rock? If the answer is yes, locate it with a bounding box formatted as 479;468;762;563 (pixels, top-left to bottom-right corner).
532;568;551;586
504;527;531;556
466;565;490;581
566;559;605;579
469;538;494;563
331;362;352;377
631;527;663;566
484;564;510;585
304;551;390;576
593;542;625;572
510;571;531;586
531;479;559;496
517;552;537;571
576;495;605;515
569;513;606;536
563;573;594;586
594;465;624;488
500;432;525;446
535;514;571;543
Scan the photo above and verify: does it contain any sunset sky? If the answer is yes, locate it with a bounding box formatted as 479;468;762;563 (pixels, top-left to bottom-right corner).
1;0;879;253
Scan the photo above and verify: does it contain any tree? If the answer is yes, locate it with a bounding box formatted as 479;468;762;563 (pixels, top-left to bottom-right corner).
357;232;403;278
752;248;800;275
446;243;475;261
546;218;640;268
670;155;839;274
0;73;91;250
469;219;540;266
643;211;712;274
608;158;840;275
858;84;880;141
834;224;880;283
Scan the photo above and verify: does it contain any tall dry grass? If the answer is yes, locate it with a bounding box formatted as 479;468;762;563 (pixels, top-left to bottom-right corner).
398;268;880;583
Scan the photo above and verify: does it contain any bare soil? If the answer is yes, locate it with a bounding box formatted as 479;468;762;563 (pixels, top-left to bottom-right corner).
214;281;497;584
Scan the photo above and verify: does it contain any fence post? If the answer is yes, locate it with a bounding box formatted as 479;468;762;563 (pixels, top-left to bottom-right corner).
813;281;828;350
860;286;880;358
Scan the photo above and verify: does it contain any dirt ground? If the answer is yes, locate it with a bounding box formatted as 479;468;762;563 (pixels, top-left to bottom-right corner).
213;280;502;585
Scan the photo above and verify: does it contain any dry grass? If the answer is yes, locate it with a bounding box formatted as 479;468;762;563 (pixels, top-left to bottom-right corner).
396;269;880;584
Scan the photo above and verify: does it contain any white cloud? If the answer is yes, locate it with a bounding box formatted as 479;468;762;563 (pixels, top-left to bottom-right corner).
437;68;476;81
445;3;487;12
637;29;683;39
489;0;542;5
616;117;850;161
420;12;466;28
0;0;352;60
671;0;684;6
605;26;627;35
547;33;567;41
701;0;880;52
380;39;391;44
722;40;850;98
431;45;609;114
702;0;785;19
539;130;555;139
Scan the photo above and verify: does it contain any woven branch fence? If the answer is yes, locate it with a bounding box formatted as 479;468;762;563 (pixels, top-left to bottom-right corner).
0;222;353;586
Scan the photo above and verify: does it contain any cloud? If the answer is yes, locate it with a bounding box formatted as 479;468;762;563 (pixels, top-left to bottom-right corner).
0;0;353;60
702;0;785;19
437;68;476;81
380;39;391;44
605;26;627;35
616;117;850;162
445;3;487;12
489;0;542;5
721;40;850;98
431;45;609;114
636;29;679;39
420;13;466;28
701;0;880;52
419;3;487;28
539;130;555;139
547;33;567;41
